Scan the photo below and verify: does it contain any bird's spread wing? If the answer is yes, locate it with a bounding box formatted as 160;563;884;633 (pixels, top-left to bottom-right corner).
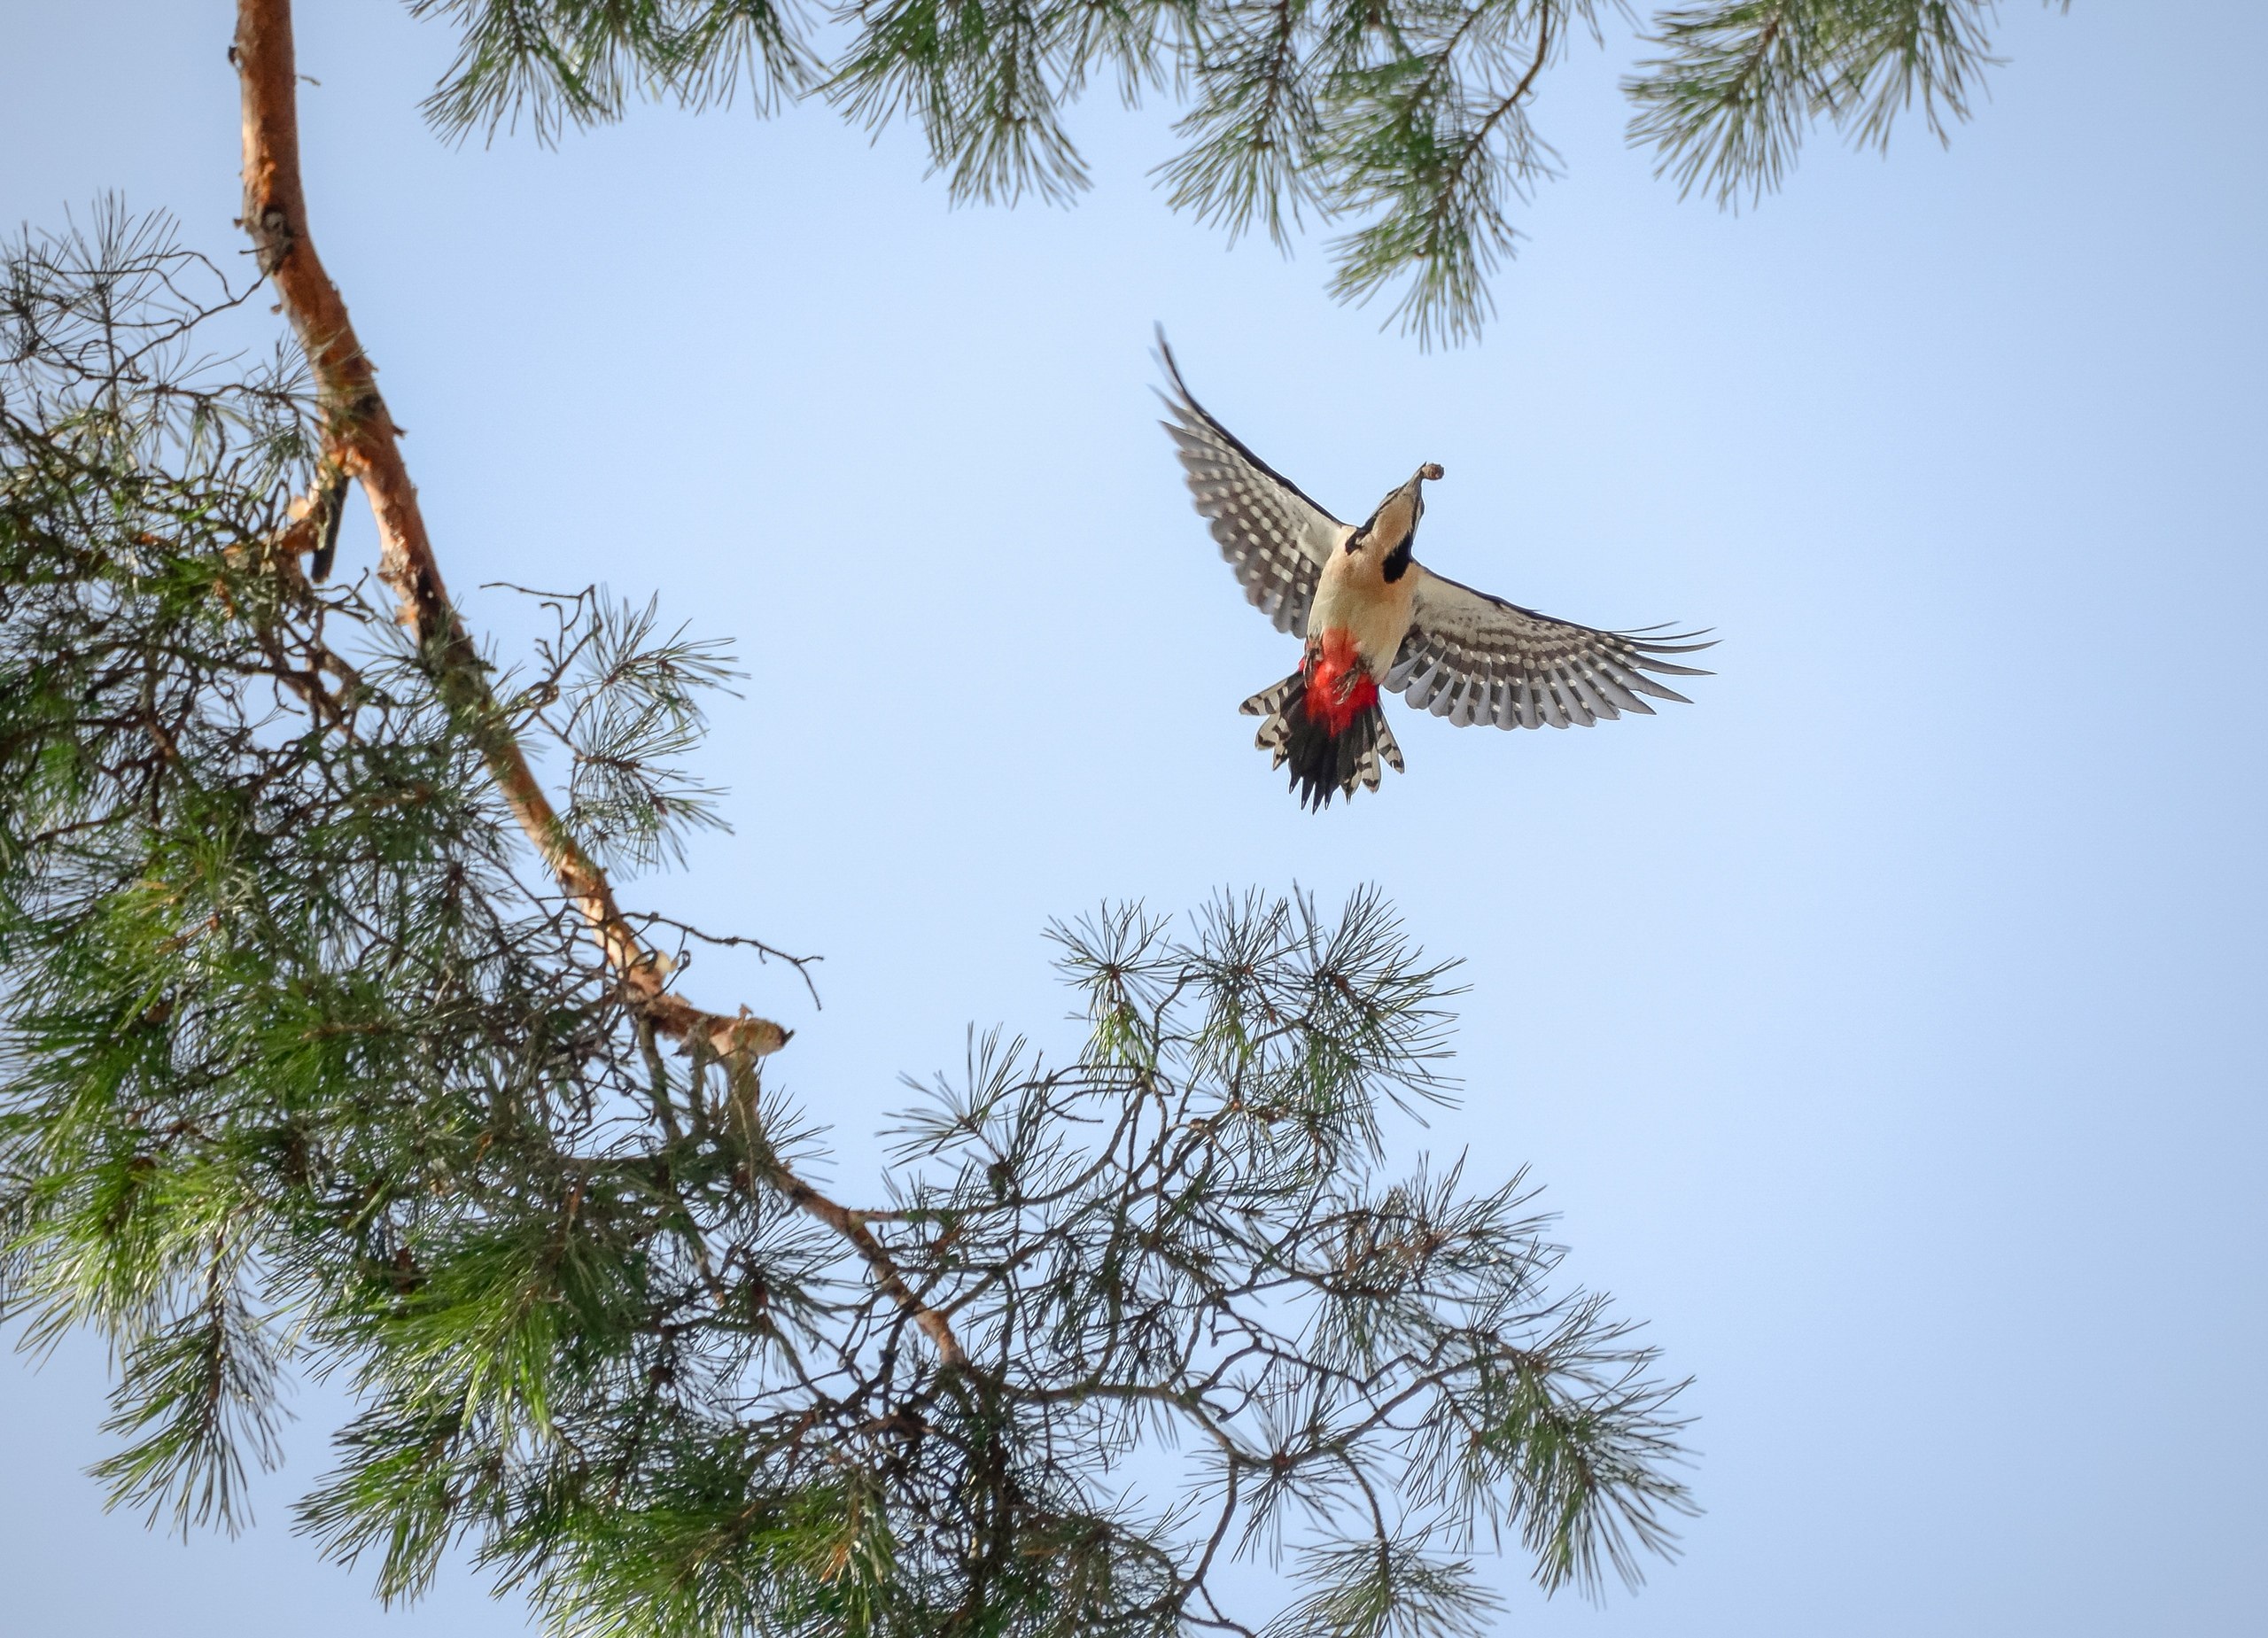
1387;565;1715;729
1157;334;1343;635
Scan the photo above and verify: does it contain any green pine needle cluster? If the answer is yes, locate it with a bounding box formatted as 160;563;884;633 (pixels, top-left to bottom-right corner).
402;0;2057;342
1623;1;2035;206
2;211;1692;1633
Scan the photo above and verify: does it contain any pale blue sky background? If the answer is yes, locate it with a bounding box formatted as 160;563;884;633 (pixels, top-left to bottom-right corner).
4;2;2264;1634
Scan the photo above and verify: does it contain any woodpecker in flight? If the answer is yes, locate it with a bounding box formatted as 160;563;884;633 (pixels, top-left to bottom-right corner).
1159;335;1714;809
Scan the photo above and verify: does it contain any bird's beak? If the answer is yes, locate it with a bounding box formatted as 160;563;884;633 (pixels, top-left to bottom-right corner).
1399;463;1442;515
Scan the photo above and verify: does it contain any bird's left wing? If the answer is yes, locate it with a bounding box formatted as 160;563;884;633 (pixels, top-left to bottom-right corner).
1388;565;1715;728
1157;335;1344;635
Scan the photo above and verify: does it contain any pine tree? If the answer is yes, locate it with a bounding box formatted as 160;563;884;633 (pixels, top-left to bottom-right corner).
4;1;2055;1631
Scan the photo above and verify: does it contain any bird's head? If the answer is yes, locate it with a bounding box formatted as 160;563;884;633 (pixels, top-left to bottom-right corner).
1349;463;1443;579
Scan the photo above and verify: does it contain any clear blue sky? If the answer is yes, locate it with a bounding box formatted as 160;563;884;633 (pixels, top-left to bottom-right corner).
4;4;2264;1634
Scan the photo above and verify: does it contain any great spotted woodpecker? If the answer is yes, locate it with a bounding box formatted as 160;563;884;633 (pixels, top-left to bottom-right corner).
1159;334;1714;809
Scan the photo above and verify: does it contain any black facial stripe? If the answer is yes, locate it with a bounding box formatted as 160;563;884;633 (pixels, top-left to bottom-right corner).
1382;537;1414;581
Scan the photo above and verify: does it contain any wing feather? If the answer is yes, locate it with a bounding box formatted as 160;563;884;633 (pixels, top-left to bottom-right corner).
1157;333;1343;637
1567;668;1615;722
1391;565;1714;733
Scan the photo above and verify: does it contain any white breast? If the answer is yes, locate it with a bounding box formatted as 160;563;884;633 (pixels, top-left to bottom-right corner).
1308;545;1417;678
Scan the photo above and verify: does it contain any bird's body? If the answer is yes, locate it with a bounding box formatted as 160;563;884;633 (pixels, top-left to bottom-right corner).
1158;334;1713;808
1308;497;1419;674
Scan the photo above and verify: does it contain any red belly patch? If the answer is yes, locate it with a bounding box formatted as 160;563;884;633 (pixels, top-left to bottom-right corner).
1305;627;1379;737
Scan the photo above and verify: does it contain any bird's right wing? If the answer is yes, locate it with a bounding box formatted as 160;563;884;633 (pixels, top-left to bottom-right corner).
1388;565;1715;728
1157;333;1345;636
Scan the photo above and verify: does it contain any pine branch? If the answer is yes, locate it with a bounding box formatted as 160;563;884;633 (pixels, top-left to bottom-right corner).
1323;0;1572;348
1161;0;1324;249
1624;0;2014;207
232;0;716;1044
384;0;2054;340
229;0;967;1369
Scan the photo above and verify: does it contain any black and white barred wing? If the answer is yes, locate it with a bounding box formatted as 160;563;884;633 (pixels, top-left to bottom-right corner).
1388;566;1715;729
1157;337;1344;635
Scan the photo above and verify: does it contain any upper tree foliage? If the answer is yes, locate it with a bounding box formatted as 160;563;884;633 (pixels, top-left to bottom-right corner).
406;0;2063;342
1;209;1687;1634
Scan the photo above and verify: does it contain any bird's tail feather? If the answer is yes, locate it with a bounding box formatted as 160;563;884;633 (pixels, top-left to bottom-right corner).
1240;672;1404;811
